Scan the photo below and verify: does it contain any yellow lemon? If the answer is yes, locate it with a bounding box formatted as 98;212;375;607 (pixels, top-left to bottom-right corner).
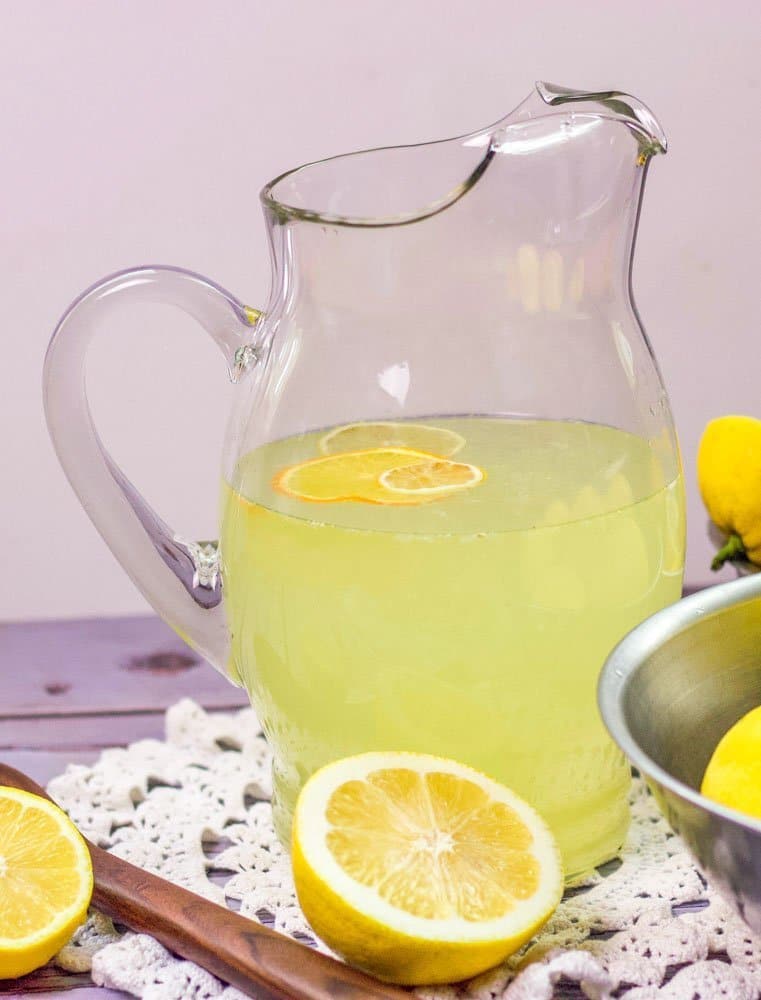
697;415;761;569
319;421;465;458
379;458;484;496
0;787;93;979
701;706;761;818
291;752;562;985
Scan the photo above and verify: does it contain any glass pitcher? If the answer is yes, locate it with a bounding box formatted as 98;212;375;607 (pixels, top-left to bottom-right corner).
44;82;685;878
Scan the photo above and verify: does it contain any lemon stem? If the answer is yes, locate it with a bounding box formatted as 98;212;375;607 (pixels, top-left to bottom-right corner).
711;533;746;571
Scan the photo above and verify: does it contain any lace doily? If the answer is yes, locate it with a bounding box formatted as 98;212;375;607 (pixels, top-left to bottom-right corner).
47;699;761;1000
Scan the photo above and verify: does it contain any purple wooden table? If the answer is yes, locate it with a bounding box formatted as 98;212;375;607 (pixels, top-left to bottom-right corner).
1;597;706;998
0;615;248;999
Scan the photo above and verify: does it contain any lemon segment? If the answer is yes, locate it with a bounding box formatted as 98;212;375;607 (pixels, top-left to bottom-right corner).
380;458;484;496
319;421;465;458
0;787;93;979
292;752;562;985
272;447;447;505
701;706;761;818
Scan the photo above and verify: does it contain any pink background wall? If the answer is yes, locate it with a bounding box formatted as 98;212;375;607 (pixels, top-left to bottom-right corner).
2;0;759;620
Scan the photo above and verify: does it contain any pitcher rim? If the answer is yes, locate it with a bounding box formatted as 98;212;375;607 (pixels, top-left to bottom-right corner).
259;129;496;231
259;81;666;230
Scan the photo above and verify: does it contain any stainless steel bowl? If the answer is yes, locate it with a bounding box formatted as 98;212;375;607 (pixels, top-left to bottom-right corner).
599;574;761;931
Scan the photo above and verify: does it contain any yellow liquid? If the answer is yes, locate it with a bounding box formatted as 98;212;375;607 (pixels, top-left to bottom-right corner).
221;418;684;877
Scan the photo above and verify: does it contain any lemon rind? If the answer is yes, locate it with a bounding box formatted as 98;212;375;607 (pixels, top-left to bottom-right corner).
0;788;93;954
293;751;563;945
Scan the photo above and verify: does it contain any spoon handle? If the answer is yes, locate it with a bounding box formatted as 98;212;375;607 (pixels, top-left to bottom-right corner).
0;764;410;1000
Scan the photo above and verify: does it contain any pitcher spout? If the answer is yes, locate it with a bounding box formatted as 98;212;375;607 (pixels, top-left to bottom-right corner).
533;81;667;157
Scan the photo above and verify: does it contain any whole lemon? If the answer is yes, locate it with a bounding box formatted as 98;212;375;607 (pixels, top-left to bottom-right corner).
697;415;761;570
701;706;761;818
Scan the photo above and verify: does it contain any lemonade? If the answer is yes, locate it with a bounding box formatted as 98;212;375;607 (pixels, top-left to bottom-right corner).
220;417;684;876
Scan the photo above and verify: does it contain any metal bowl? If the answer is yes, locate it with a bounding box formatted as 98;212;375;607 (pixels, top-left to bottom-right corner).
598;574;761;931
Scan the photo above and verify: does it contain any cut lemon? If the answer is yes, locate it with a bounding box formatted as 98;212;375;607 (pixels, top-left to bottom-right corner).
0;787;93;979
702;705;761;818
319;421;465;458
380;458;484;496
292;752;562;985
273;447;445;505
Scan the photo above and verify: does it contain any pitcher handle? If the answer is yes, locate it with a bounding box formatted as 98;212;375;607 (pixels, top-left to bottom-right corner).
43;266;262;681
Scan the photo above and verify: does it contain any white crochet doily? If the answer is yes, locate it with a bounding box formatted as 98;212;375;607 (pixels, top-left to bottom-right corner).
47;699;761;1000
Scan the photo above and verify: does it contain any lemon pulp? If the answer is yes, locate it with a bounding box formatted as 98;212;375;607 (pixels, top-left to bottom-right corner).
379;458;484;495
0;787;93;979
292;752;562;984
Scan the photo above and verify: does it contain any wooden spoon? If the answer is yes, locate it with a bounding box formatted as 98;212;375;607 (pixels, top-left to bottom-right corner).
0;763;411;1000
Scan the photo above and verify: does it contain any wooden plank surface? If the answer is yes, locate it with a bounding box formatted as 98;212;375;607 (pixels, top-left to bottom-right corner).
0;615;247;999
0;615;247;717
0;969;123;999
1;751;100;788
0;601;708;998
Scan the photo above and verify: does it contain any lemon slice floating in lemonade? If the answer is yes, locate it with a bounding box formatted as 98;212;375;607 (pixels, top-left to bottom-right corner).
273;447;484;505
319;420;465;457
273;447;438;504
0;787;93;979
381;457;484;495
292;752;563;985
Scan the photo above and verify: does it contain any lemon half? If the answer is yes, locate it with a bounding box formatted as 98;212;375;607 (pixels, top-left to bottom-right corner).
292;752;562;985
0;787;93;979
